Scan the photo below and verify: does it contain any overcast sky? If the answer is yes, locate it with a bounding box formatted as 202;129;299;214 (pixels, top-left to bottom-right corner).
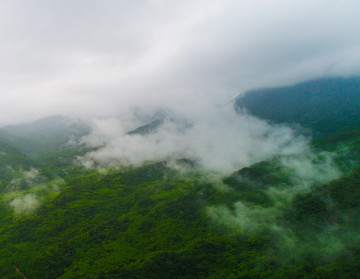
1;0;360;124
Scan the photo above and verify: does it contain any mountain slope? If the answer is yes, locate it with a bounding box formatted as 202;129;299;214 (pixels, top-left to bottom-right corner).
1;78;360;278
0;115;90;157
0;157;359;278
0;140;36;187
236;77;360;138
127;119;164;135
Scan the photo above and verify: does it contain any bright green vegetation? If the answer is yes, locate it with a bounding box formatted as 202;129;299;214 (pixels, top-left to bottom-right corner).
0;141;360;278
0;140;36;187
1;79;360;278
0;163;273;278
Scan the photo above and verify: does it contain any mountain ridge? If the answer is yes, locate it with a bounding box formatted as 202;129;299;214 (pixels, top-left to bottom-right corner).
236;76;360;138
1;77;360;278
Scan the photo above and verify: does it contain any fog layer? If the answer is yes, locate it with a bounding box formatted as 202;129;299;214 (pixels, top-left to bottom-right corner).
81;104;310;173
0;1;360;124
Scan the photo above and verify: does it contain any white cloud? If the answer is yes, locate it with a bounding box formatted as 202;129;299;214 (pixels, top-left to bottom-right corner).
9;194;40;214
0;1;359;124
81;104;308;173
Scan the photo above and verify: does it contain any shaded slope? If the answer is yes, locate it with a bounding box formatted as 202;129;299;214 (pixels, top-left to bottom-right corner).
127;119;164;135
236;77;360;138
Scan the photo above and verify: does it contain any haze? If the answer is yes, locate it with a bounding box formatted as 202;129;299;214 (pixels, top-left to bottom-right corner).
1;0;360;125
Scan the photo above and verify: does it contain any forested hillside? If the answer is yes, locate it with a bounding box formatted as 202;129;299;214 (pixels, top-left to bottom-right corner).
236;77;360;138
1;0;360;277
0;140;36;187
1;157;360;278
1;78;360;278
0;122;359;277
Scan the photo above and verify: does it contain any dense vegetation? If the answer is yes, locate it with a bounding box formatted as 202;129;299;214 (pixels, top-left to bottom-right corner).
0;155;360;278
1;78;360;278
0;140;36;187
1;139;360;278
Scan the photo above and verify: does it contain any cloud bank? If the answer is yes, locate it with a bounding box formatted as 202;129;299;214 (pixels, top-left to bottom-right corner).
81;104;310;173
0;1;360;124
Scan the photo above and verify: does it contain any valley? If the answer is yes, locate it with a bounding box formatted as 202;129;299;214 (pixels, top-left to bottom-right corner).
1;78;360;278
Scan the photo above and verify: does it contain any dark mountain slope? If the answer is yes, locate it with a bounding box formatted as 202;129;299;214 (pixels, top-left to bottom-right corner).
127;119;164;135
236;77;360;138
127;109;191;136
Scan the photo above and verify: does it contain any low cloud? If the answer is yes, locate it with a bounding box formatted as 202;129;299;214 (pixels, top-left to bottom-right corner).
207;201;279;232
205;145;347;264
4;178;65;215
80;104;308;173
9;193;40;215
0;1;360;124
267;152;342;204
6;168;44;192
207;148;342;228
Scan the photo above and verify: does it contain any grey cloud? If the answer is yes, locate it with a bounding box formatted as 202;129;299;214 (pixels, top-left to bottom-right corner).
0;1;360;124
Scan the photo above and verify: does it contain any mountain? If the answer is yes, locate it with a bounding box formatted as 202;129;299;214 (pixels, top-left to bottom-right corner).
127;109;191;135
0;115;90;157
1;79;360;278
127;118;164;135
235;76;360;138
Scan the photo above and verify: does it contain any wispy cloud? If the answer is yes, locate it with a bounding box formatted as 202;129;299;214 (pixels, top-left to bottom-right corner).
80;105;310;173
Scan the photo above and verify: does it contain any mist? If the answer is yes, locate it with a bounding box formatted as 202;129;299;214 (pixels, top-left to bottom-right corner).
205;148;349;265
5;178;65;215
9;194;40;215
2;168;65;215
80;103;311;173
0;1;360;125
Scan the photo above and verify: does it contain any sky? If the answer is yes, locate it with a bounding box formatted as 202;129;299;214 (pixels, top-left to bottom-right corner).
1;0;360;124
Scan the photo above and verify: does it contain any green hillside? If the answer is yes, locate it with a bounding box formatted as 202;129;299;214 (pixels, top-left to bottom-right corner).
0;145;359;278
0;140;36;187
1;87;360;277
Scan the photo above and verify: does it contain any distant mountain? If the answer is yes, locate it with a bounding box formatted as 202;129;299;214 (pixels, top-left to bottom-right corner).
2;82;360;278
236;77;360;138
0;115;90;157
127;109;191;135
128;119;164;135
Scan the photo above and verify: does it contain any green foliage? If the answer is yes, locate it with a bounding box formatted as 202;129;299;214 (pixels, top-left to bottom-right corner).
1;109;360;277
0;155;359;278
0;140;36;187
